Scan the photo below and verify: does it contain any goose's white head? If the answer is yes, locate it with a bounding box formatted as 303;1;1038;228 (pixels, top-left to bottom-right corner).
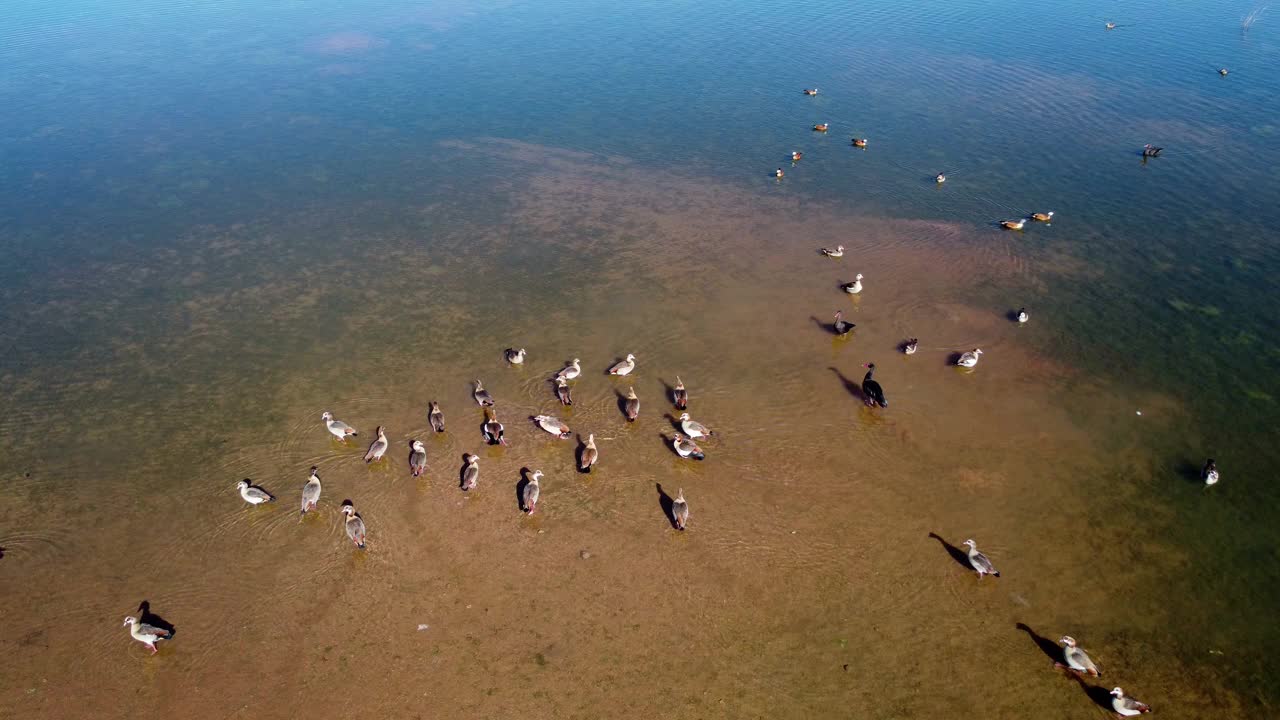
412;440;425;452
236;479;250;491
679;412;691;421
855;273;864;280
321;411;333;421
963;538;976;548
1060;636;1077;647
531;470;543;482
123;616;137;627
1109;687;1125;697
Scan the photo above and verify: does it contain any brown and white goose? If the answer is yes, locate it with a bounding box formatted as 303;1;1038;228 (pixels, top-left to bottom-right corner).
123;616;173;655
522;470;542;514
579;433;599;473
608;354;637;376
555;377;573;406
533;414;572;439
340;501;367;550
300;467;322;515
483;408;507;446
363;426;389;463
624;387;640;421
472;380;495;407
672;376;688;410
321;411;358;442
409;440;427;477
428;402;445;433
672;488;689;530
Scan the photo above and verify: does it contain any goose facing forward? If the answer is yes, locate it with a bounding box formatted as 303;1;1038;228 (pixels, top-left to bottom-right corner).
1016;308;1029;323
483;408;507;446
862;363;888;408
956;348;983;367
364;426;389;463
775;167;785;179
821;245;845;258
461;453;479;491
580;433;599;473
557;358;582;381
321;411;358;442
624;387;640;421
678;412;713;439
672;376;688;410
791;151;803;161
533;414;572;439
962;538;1000;578
472;380;495;407
341;501;367;549
672;488;689;530
609;354;637;376
301;467;322;515
1110;687;1152;716
841;273;864;294
428;401;445;433
123;616;173;655
672;433;705;460
409;440;427;477
1057;636;1100;676
523;470;542;514
505;347;526;364
935;173;946;183
236;479;275;505
1202;458;1219;485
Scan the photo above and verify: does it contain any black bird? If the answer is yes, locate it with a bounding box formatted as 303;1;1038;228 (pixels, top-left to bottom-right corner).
1142;144;1163;157
833;310;856;336
862;363;888;408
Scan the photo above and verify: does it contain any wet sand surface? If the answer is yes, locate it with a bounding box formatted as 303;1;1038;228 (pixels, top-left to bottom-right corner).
1;139;1260;719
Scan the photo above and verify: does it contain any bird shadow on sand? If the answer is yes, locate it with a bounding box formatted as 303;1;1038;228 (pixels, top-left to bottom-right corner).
659;433;683;458
828;367;866;402
663;413;682;432
1014;623;1062;664
945;351;967;366
1069;673;1115;711
614;390;632;420
928;533;971;571
515;468;532;512
657;377;676;400
1175;459;1205;484
655;483;679;530
1006;309;1024;322
137;600;177;637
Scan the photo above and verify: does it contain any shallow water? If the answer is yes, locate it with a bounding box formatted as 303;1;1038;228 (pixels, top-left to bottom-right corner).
2;1;1278;718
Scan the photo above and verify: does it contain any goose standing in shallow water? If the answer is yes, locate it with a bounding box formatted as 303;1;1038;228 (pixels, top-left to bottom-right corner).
523;470;542;514
300;467;322;515
555;376;573;406
861;363;888;408
340;501;367;549
472;380;495;407
533;414;572;439
428;402;445;433
483;408;507;446
672;489;689;530
1031;211;1054;223
956;348;983;367
821;245;845;258
624;387;641;421
321;411;358;442
236;479;275;505
364;426;389;463
1057;636;1101;676
580;433;599;473
1142;144;1163;157
678;412;713;439
936;172;946;183
557;358;582;381
962;538;1000;578
833;310;856;336
672;433;706;460
672;376;689;410
1016;308;1029;323
1000;218;1026;230
1110;687;1152;716
123;616;172;655
1202;458;1219;485
1218;67;1228;76
461;454;479;491
505;347;526;364
609;353;637;376
842;273;864;294
409;440;427;477
903;338;919;355
803;87;819;95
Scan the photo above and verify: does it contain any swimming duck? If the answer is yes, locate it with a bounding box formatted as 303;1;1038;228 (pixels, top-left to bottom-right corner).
609;353;637;376
936;173;946;183
533;414;572;439
409;440;427;477
903;338;919;355
803;88;819;96
522;470;542;514
1017;308;1029;323
1110;688;1152;716
364;426;389;463
852;137;868;148
1105;21;1116;29
321;411;358;442
1058;636;1101;676
1000;218;1026;230
461;454;479;491
821;245;845;258
1202;458;1219;485
555;376;573;406
813;123;829;132
580;433;599;473
862;363;888;408
123;616;173;655
833;310;856;336
1218;68;1228;76
1142;144;1163;157
236;479;275;505
621;386;639;421
672;488;689;530
1031;211;1054;222
956;348;983;367
472;380;495;407
557;358;582;381
428;401;445;433
672;433;706;460
678;412;713;439
340;501;367;550
841;273;864;294
672;376;688;410
505;347;526;364
483;408;507;446
791;151;803;161
775;167;785;179
300;466;322;515
962;538;1000;578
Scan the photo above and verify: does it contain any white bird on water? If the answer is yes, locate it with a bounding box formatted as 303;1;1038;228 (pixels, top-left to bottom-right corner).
962;538;1000;578
321;411;358;442
236;479;275;505
956;348;983;368
123;616;173;655
608;354;637;376
678;412;713;439
1057;635;1100;677
1110;687;1152;716
556;358;582;381
341;501;367;550
523;470;542;514
363;426;389;463
300;466;322;515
